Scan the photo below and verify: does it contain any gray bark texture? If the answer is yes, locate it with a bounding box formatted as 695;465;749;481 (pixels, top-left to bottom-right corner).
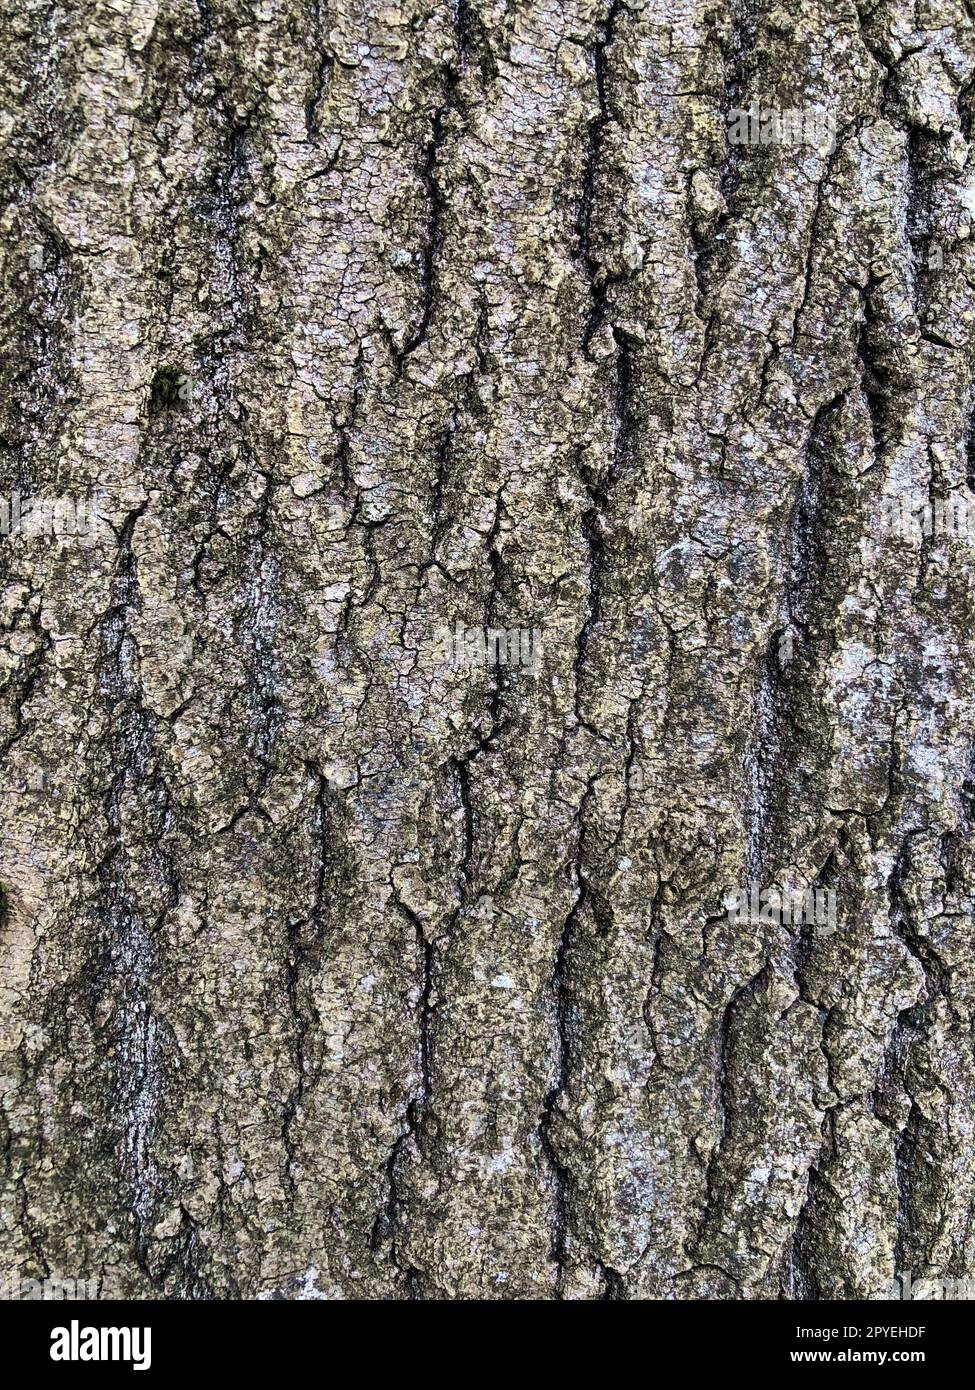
2;0;975;1302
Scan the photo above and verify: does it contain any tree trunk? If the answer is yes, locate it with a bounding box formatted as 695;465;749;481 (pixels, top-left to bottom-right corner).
2;0;975;1301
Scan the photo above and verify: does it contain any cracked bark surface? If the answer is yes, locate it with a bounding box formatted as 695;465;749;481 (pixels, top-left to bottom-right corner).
2;0;975;1301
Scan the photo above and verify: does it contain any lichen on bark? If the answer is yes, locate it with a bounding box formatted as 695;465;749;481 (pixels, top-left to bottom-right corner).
2;0;975;1301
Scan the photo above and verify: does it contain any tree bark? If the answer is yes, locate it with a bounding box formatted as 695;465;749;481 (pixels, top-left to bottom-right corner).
2;0;975;1300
